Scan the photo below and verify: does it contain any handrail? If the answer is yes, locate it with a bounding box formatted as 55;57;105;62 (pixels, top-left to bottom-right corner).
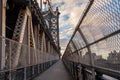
63;59;120;79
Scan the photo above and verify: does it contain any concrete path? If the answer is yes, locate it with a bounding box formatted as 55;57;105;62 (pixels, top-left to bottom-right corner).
34;60;72;80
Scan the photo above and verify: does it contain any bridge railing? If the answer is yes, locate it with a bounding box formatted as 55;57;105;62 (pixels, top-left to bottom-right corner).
63;59;120;80
63;0;120;80
0;36;59;80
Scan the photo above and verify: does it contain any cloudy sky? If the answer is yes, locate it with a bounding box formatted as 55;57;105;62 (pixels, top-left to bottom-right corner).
37;0;89;54
51;0;89;54
53;0;89;53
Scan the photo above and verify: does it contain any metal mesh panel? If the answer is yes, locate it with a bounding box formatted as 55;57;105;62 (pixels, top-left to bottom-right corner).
5;39;11;70
39;51;44;64
36;50;40;64
80;0;120;43
68;41;77;52
26;47;30;66
18;44;27;68
91;33;120;71
30;47;35;65
63;0;120;79
0;36;59;79
66;46;73;54
65;0;120;66
0;35;58;68
72;31;86;50
80;48;91;65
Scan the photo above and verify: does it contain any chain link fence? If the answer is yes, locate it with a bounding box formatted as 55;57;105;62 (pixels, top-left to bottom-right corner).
63;0;120;80
0;36;59;80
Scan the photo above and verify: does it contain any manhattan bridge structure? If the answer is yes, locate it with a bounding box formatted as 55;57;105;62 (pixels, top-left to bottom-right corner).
0;0;120;80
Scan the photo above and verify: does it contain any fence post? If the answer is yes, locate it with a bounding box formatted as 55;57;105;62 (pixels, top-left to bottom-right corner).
0;0;6;70
81;67;86;80
95;71;103;80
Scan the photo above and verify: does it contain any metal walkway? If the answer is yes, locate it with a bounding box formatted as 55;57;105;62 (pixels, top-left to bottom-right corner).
34;60;72;80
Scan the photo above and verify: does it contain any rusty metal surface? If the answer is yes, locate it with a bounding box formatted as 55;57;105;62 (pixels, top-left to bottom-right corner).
0;0;60;79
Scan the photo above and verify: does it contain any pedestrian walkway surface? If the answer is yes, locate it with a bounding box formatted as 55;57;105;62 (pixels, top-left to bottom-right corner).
34;60;72;80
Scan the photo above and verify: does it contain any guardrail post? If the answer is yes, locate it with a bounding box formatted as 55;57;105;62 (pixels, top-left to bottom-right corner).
81;66;86;80
95;71;103;80
0;0;6;70
76;65;82;80
76;65;79;80
24;67;26;80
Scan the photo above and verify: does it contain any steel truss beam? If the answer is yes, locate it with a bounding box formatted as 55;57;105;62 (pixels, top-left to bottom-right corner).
11;9;27;68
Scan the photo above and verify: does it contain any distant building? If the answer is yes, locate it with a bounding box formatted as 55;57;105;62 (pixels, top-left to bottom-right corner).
92;53;102;60
82;52;103;64
82;52;90;64
107;50;120;64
